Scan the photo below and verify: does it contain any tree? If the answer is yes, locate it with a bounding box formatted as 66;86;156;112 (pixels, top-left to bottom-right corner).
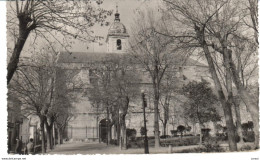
129;8;187;148
9;46;80;152
7;0;112;84
182;81;221;145
159;70;181;137
162;0;259;150
86;54;141;149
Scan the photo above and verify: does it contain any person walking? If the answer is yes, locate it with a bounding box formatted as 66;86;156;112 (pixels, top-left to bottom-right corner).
26;138;34;155
15;137;22;154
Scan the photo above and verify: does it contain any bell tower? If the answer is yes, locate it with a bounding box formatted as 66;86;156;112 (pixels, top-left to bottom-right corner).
106;5;129;53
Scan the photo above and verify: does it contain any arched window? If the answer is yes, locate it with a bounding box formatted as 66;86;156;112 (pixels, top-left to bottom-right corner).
117;39;122;50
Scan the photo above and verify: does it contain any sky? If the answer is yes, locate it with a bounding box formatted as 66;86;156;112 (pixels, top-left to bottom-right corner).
61;0;161;53
6;0;161;57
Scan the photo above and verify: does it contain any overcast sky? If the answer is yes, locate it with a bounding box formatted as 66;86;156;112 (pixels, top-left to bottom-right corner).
71;0;161;53
9;0;161;56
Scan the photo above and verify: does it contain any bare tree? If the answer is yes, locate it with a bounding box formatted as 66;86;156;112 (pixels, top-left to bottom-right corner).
86;54;141;149
7;0;112;84
162;0;259;150
158;69;181;137
9;46;80;152
129;8;188;148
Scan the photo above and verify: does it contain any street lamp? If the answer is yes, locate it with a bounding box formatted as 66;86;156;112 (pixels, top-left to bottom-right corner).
119;108;122;149
141;90;149;154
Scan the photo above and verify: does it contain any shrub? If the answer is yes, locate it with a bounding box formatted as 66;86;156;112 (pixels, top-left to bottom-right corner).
127;128;137;141
240;145;252;151
177;125;186;137
170;130;178;137
160;135;171;139
201;128;211;142
160;136;200;147
109;139;118;145
243;131;255;142
202;137;224;152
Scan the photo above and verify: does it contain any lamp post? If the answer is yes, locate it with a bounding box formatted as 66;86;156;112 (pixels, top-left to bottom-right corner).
141;90;149;154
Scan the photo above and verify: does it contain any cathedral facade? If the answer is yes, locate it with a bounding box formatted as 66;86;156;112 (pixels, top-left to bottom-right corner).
56;9;212;142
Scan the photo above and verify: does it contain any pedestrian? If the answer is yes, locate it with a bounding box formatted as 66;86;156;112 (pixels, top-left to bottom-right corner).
26;138;34;155
15;137;22;154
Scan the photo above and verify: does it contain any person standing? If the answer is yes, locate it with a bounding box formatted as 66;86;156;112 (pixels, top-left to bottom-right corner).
15;137;22;154
26;138;34;155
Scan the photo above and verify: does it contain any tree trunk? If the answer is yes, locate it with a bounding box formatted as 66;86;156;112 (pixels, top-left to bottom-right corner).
153;83;160;148
119;115;127;150
196;33;237;151
53;123;56;147
45;125;51;151
7;28;30;84
60;130;64;144
228;51;259;149
40;118;46;153
163;122;167;136
117;123;120;146
222;41;238;151
233;98;244;144
57;128;61;145
44;120;53;151
199;123;203;146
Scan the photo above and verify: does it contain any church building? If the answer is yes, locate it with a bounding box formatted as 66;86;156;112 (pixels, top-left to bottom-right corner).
56;7;213;142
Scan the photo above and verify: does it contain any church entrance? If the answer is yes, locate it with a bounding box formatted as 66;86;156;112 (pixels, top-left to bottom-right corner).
99;119;110;143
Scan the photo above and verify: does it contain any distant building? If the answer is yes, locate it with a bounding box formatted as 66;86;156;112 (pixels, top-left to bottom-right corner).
7;93;30;153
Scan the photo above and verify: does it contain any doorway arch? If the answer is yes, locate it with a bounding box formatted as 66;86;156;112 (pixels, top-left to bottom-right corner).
99;119;110;143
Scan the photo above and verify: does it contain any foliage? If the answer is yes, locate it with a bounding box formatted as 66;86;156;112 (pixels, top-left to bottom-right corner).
162;0;259;149
203;137;224;152
243;131;255;142
129;7;189;148
201;128;211;141
7;0;112;84
182;81;221;125
177;125;186;137
240;145;252;151
242;121;255;142
160;136;200;147
160;135;171;139
126;128;137;141
170;130;178;137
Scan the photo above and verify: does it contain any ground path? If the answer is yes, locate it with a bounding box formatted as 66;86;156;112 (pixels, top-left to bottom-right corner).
46;141;255;155
46;142;200;154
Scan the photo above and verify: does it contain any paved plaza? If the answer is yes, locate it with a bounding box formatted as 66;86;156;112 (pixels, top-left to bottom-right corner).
47;142;200;154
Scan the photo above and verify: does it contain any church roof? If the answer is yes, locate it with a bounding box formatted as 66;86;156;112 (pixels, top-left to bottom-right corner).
57;51;207;68
57;51;124;63
182;57;208;67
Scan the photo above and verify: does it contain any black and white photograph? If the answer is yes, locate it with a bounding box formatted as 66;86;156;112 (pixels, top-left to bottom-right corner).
1;0;259;159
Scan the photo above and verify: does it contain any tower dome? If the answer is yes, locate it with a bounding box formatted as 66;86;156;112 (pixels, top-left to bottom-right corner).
107;7;128;37
108;21;127;35
106;5;129;53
